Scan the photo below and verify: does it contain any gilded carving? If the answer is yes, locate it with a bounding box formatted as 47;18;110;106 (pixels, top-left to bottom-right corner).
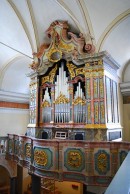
99;78;104;97
86;63;90;67
42;76;50;85
49;65;57;83
85;69;92;78
93;79;98;98
42;100;51;108
34;149;47;166
98;59;103;65
87;103;91;121
73;97;86;105
100;103;105;119
85;124;107;128
98;69;104;76
46;44;62;63
55;93;69;104
42;65;57;84
66;63;76;78
68;151;82;168
76;68;85;76
94;103;99;122
58;40;73;51
25;144;31;158
86;79;90;98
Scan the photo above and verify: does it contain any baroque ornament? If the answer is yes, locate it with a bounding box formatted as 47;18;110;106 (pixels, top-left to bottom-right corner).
68;151;82;168
55;93;69;104
34;149;48;166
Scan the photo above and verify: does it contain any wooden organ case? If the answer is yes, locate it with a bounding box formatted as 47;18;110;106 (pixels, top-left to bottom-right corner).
27;21;122;141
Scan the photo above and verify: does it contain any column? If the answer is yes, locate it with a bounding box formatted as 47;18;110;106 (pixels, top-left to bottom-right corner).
31;175;41;194
10;177;17;194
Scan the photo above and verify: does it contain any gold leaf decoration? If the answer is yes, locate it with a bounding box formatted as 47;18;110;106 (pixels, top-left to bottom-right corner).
42;100;51;108
55;93;69;104
58;40;73;51
34;149;47;166
73;97;86;105
49;65;57;83
42;76;50;85
66;63;76;78
68;151;82;168
76;68;85;76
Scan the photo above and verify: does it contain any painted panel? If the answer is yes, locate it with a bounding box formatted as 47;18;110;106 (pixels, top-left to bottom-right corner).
33;147;53;170
105;77;112;123
99;77;104;98
100;101;105;124
86;78;91;99
86;102;91;124
94;149;110;175
94;102;99;123
113;81;119;123
64;148;85;172
93;78;99;99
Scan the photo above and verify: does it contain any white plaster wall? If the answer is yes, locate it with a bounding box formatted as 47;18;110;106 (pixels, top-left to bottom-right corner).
0;108;29;136
123;104;130;142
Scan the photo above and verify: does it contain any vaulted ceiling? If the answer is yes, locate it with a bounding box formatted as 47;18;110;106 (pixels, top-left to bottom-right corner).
0;0;130;102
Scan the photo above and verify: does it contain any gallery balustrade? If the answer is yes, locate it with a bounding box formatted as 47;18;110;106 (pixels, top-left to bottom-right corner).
0;136;8;154
5;134;130;187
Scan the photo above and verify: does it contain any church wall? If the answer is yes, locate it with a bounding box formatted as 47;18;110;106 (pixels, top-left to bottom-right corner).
0;108;29;136
123;104;130;141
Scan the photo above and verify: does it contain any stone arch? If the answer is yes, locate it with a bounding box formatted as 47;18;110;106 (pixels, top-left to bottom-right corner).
0;155;17;178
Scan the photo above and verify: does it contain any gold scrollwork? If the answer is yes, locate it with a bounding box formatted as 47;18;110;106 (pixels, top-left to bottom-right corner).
73;97;86;105
42;76;50;85
26;145;31;158
58;40;73;52
98;59;103;65
86;63;90;67
49;65;57;83
98;69;104;76
97;153;107;173
68;151;82;168
87;103;91;121
66;63;76;79
34;149;47;166
42;100;51;108
76;68;85;76
46;45;62;63
55;93;69;104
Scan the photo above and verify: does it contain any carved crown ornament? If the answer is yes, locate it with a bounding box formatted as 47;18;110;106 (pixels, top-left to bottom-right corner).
29;20;95;73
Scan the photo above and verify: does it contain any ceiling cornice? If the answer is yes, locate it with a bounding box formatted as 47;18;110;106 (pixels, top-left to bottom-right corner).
0;90;29;103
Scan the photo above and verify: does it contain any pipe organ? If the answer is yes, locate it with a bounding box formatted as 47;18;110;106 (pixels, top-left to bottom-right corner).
27;21;122;141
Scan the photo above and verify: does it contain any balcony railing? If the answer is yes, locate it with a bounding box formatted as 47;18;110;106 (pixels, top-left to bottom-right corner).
0;136;7;154
6;134;130;187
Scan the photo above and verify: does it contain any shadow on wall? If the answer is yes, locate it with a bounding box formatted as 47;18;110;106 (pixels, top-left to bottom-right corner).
0;166;10;193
